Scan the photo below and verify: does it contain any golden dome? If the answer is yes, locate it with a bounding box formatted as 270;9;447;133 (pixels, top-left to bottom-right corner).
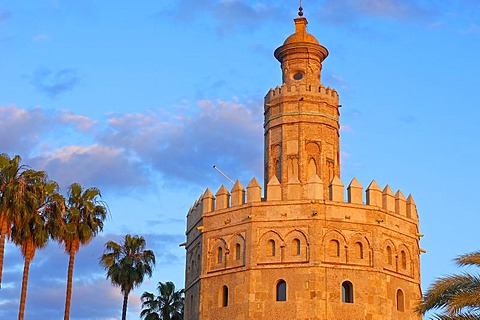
283;17;319;45
283;31;319;45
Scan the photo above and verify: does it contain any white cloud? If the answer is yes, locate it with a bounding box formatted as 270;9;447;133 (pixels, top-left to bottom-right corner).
57;112;97;131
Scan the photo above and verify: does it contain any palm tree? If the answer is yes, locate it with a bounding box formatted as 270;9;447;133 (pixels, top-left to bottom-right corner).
100;234;156;320
0;154;29;288
140;281;184;320
56;183;108;320
10;172;63;320
417;251;480;319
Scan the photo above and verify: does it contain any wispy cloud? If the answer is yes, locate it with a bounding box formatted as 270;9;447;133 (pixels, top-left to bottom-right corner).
164;0;288;34
29;68;80;97
460;23;480;34
320;0;438;27
57;112;97;131
32;33;50;42
0;7;11;23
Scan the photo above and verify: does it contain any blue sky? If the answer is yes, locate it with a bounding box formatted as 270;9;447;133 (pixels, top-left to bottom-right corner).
1;0;480;319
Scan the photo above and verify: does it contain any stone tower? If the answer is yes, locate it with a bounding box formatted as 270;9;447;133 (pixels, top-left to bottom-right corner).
184;11;422;320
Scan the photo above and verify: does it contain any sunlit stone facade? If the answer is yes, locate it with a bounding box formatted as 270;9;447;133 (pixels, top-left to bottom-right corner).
184;13;422;320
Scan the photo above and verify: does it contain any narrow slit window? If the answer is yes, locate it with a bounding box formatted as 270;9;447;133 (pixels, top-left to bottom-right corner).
235;243;241;260
401;250;407;269
220;285;228;307
387;246;393;265
268;239;276;257
354;242;363;259
342;281;353;303
292;238;301;256
276;280;286;301
396;289;405;311
217;247;223;264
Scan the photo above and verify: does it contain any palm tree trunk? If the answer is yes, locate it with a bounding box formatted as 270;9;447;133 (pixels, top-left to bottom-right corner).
18;243;33;320
64;249;76;320
122;291;129;320
0;216;8;289
0;228;6;289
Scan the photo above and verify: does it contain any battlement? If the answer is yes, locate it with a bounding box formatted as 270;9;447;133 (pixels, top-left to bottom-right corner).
264;83;339;105
186;175;418;230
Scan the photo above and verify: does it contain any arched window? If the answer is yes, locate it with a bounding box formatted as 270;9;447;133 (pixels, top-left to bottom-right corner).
342;281;353;303
400;250;407;269
276;280;286;301
292;238;301;256
217;247;223;264
329;239;340;257
386;246;393;265
354;242;363;259
235;243;241;260
268;239;276;257
220;285;228;307
396;289;405;311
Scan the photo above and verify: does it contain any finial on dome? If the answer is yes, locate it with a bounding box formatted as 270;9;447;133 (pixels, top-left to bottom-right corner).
298;0;303;16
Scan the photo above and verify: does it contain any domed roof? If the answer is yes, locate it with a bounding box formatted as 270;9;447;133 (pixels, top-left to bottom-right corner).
283;31;319;45
283;17;319;45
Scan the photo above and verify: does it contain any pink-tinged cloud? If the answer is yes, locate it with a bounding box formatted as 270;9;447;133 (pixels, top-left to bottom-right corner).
1;98;264;190
30;144;148;191
57;112;97;131
0;105;50;155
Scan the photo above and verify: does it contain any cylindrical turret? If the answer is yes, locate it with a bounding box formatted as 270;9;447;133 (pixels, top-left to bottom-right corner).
264;16;340;200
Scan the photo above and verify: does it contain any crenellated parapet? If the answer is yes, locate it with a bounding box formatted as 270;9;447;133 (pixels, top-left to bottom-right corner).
264;83;339;106
186;175;418;226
